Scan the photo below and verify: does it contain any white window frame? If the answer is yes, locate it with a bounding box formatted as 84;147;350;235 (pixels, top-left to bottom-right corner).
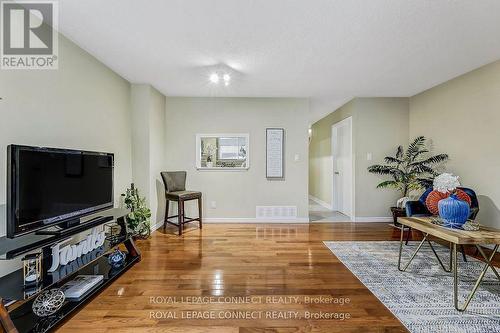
196;133;250;170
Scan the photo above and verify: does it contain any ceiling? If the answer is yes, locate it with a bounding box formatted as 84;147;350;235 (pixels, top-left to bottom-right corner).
58;0;500;123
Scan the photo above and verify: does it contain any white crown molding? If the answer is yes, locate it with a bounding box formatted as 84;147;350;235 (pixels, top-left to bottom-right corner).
309;195;333;210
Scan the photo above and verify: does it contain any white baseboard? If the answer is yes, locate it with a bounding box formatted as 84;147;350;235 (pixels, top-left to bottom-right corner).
154;216;389;225
353;216;393;222
204;217;310;223
309;195;333;210
152;220;164;231
151;217;311;228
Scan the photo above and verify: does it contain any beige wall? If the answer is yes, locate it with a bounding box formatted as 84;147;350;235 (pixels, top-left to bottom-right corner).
131;85;151;200
309;98;409;219
0;35;133;276
410;60;500;228
130;84;167;227
149;88;167;226
165;97;310;220
354;98;409;217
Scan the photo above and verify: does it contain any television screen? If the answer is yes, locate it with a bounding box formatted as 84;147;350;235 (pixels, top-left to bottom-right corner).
7;145;114;238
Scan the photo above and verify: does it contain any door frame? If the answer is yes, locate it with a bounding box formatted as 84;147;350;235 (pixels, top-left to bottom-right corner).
331;116;354;220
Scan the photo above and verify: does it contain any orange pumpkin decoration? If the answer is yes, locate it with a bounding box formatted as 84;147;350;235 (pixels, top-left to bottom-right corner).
425;189;471;215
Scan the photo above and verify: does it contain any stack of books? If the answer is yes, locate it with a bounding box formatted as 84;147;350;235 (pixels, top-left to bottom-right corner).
61;275;104;300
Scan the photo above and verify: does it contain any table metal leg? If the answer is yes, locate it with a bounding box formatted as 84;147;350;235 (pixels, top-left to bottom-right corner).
453;243;459;310
398;230;452;272
427;239;452;272
398;223;405;269
476;245;500;281
453;244;499;311
405;227;411;245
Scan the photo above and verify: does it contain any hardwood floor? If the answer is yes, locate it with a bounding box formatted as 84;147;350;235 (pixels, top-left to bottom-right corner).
57;223;410;333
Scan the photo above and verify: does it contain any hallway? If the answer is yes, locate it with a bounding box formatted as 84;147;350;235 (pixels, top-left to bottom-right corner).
309;199;350;222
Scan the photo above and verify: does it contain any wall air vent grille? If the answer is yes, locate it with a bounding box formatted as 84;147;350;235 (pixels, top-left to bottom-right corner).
256;206;297;219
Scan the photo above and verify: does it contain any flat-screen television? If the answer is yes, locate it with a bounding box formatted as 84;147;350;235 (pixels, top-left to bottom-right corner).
7;145;114;238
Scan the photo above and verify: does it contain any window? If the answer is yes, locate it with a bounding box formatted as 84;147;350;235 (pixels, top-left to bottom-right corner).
196;134;249;170
218;137;247;160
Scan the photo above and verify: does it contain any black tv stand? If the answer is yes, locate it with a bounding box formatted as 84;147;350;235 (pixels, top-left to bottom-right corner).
35;215;114;237
0;208;141;333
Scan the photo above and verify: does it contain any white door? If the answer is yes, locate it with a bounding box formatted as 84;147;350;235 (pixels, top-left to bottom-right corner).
332;117;353;219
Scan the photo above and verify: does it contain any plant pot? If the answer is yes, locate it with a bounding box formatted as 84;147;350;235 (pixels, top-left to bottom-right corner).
390;206;406;226
438;194;470;229
206;162;213;168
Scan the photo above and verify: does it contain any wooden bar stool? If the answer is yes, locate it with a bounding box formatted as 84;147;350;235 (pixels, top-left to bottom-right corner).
161;171;202;235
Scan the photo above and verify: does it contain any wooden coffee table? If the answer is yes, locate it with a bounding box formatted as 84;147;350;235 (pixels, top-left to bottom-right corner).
397;217;500;311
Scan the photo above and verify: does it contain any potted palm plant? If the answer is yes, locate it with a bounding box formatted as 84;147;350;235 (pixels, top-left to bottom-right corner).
367;136;448;224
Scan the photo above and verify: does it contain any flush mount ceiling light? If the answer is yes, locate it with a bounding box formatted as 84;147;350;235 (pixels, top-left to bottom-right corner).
209;73;219;84
223;74;231;86
209;72;231;86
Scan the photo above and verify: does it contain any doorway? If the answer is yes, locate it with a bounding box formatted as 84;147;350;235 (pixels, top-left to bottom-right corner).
331;117;353;219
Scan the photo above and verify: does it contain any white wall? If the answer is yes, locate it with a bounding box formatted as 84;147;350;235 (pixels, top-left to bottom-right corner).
0;34;133;276
410;60;500;229
165;97;310;220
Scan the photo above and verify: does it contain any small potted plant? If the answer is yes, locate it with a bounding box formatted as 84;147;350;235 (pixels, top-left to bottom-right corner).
368;136;448;225
204;144;215;168
122;183;151;239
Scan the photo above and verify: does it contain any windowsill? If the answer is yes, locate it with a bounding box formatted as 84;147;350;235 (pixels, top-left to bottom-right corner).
196;166;249;171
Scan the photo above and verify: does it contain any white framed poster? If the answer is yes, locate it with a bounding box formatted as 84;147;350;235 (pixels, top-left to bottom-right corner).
266;128;284;178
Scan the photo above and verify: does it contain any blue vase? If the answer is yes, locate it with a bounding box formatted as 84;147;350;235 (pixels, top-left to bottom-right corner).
438;194;470;228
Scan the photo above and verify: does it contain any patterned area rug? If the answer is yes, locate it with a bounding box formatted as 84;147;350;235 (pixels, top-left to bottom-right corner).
324;241;500;333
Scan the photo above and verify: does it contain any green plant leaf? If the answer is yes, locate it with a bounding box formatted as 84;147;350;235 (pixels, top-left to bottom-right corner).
367;135;447;196
410;164;438;175
367;165;396;175
122;183;152;238
376;180;399;189
418;153;449;165
411;149;430;160
417;177;434;188
396;145;404;159
384;156;403;164
406;136;426;159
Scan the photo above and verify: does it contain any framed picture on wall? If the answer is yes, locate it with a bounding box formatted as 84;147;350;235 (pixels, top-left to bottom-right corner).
266;128;284;179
